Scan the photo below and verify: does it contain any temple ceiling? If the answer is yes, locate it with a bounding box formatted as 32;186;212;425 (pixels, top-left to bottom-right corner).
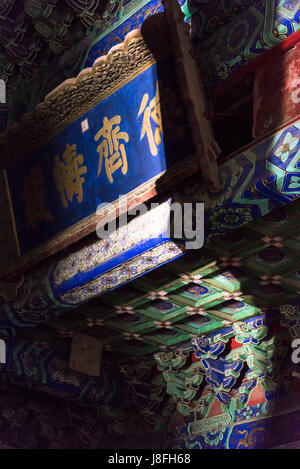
1;0;298;131
15;198;300;362
0;0;270;99
0;0;122;89
0;0;299;449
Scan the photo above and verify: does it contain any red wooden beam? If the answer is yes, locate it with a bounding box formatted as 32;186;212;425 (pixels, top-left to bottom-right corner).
209;29;300;100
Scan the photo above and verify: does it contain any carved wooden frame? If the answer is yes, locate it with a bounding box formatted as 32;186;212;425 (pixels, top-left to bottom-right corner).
0;29;200;277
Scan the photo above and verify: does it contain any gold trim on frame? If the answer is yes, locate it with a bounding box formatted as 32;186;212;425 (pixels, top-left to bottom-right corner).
0;30;155;166
1;25;201;277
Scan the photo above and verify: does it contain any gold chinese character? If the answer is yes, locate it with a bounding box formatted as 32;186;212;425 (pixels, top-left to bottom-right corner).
21;166;53;230
53;144;87;208
138;82;163;156
94;115;129;183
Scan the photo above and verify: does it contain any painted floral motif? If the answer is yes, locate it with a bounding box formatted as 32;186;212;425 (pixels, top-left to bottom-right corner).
262;236;283;247
123;332;142;341
59;242;184;304
274;132;298;162
148;290;168;301
186;306;207;316
6;265;59;328
260;275;282;285
53;202;171;286
235;404;263;422
180;274;203;284
222;291;242;301
154;321;173;329
100;275;119;286
185;284;209;296
197;0;299;93
219;257;241;267
203;430;225;446
209;207;253;233
282;0;298;11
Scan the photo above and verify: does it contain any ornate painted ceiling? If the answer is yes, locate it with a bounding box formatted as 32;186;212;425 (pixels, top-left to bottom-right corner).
14;197;300;362
0;0;299;450
2;0;299;130
0;0;121;87
0;0;258;88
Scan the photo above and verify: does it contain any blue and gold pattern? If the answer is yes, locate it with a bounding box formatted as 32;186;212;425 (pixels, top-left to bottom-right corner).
6;60;192;254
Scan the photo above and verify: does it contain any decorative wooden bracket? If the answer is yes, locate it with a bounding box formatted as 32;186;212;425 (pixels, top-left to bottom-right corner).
162;0;221;192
